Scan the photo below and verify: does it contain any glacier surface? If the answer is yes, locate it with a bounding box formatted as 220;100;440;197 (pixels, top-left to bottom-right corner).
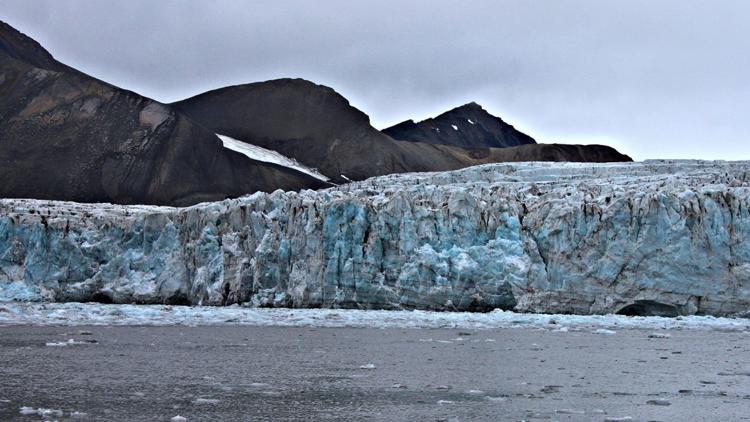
1;160;750;316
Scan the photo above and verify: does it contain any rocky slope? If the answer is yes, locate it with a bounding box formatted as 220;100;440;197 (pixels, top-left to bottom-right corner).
1;160;749;316
383;102;536;148
0;21;326;206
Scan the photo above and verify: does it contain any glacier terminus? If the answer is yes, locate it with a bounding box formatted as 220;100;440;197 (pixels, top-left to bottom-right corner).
2;160;749;317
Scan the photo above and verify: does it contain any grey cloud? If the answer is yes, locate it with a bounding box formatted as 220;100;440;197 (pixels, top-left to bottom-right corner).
1;0;748;160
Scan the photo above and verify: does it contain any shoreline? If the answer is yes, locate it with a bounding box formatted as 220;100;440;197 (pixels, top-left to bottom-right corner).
2;302;750;332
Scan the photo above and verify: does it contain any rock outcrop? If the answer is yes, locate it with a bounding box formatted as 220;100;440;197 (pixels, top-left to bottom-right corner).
2;160;749;316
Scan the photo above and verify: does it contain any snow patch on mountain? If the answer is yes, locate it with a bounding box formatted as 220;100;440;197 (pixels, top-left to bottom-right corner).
218;134;329;181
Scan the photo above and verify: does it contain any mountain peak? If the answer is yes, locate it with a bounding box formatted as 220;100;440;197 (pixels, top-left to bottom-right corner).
383;102;536;149
457;101;484;110
439;101;492;119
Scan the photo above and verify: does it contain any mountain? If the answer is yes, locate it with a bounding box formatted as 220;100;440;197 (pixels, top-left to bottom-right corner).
383;102;536;148
173;80;630;184
0;21;326;206
1;20;631;206
172;79;473;183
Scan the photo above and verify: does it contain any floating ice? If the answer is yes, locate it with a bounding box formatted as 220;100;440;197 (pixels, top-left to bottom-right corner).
1;303;750;332
45;338;93;347
249;382;269;388
192;398;220;405
646;399;671;406
19;407;37;415
18;407;63;417
555;409;586;414
647;332;672;339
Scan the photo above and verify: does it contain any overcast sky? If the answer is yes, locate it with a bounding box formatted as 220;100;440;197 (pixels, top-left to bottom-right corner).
1;0;748;160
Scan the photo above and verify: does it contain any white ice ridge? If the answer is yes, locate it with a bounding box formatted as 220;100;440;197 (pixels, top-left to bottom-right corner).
217;134;330;181
2;160;750;316
1;303;749;332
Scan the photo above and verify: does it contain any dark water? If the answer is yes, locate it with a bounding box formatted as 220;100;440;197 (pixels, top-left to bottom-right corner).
1;325;749;421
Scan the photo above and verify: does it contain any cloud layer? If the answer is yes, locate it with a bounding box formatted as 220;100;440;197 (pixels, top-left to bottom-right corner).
2;0;748;159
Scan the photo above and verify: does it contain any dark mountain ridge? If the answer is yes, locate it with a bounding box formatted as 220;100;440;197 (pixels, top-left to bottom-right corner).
384;101;536;149
0;21;325;206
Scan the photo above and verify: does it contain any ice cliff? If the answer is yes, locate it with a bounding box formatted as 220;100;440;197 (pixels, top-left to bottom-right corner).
2;160;750;316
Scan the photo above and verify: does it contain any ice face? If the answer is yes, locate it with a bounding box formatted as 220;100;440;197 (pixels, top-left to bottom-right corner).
1;160;749;316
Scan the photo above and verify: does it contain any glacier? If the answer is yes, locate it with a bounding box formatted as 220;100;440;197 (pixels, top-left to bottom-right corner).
1;160;750;316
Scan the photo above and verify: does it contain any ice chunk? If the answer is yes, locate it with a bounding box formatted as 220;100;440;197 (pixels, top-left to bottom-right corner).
45;338;96;347
18;407;63;417
19;407;37;415
192;398;220;405
648;332;671;339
